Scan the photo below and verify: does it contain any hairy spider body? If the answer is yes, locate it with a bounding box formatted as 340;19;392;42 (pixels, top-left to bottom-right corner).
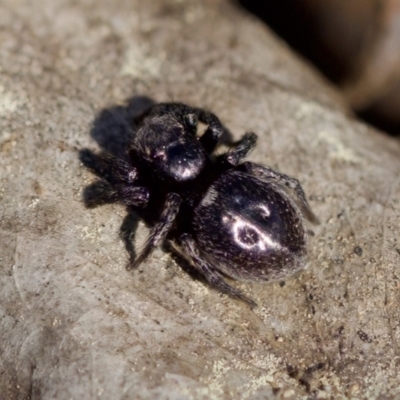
81;102;318;307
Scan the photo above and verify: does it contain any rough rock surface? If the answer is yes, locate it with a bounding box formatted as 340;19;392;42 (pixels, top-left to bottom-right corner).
1;0;400;399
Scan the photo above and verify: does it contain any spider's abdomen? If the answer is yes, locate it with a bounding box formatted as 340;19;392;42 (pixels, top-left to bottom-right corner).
192;168;307;282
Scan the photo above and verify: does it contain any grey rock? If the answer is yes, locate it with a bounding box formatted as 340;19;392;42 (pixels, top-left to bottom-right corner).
1;0;400;399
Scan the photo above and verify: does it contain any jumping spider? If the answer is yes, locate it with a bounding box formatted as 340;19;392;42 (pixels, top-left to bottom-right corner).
80;102;318;307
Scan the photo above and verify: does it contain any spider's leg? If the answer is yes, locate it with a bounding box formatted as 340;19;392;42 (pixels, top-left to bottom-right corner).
80;149;138;185
179;233;257;308
221;132;258;166
196;110;226;154
115;184;149;206
83;180;149;208
120;213;139;265
80;148;149;208
239;162;319;224
127;193;181;270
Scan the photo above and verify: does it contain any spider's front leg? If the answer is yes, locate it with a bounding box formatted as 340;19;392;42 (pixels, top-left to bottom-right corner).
196;110;227;154
80;149;138;185
80;149;149;208
221;132;258;166
83;181;149;208
127;193;181;270
179;233;257;308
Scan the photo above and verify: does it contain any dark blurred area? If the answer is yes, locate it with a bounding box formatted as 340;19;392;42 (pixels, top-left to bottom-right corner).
237;0;400;134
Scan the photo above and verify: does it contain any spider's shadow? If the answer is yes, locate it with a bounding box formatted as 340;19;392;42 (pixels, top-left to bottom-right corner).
89;95;155;158
80;95;155;261
80;95;233;265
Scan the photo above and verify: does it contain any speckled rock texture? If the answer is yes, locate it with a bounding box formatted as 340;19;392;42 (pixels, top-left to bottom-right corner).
1;1;400;399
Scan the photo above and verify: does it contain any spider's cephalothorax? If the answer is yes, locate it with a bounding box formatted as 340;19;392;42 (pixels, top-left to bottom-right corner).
81;102;318;307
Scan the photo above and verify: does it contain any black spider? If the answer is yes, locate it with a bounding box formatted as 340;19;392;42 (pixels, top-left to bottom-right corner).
80;102;318;307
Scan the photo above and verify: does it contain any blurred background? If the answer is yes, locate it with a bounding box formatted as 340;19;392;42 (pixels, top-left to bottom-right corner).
237;0;400;134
